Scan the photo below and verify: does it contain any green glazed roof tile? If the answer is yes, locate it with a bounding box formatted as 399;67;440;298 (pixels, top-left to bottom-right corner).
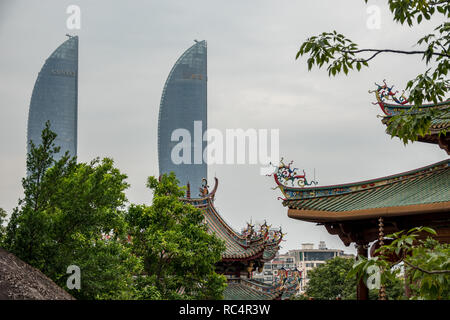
281;159;450;212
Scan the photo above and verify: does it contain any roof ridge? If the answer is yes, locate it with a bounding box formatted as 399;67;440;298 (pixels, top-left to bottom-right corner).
281;158;449;196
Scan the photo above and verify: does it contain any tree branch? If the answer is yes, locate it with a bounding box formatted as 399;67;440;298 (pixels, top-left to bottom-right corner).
345;48;450;63
403;259;450;275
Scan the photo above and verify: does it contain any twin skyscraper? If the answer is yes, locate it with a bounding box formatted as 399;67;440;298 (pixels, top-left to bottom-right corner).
158;40;207;193
27;35;78;160
27;37;207;192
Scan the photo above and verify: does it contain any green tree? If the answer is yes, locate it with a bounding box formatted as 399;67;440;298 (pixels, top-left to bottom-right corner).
303;257;357;299
0;207;6;247
5;122;141;299
383;275;407;300
350;227;450;300
125;173;227;300
299;256;405;300
296;0;449;144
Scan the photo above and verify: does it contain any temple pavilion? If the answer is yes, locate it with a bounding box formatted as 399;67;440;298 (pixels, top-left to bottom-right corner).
271;81;450;300
183;178;301;300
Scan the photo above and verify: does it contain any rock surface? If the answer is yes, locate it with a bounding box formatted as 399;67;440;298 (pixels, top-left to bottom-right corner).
0;247;74;300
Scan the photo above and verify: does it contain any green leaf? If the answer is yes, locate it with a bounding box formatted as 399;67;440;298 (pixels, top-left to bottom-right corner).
422;227;437;235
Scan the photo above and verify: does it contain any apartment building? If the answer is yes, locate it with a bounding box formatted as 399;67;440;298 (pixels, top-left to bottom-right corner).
253;241;354;292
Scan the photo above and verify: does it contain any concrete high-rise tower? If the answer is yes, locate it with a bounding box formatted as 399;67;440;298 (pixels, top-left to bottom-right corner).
27;35;78;159
158;40;207;194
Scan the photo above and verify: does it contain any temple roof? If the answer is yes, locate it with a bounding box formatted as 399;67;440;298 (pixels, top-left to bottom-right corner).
268;82;450;247
273;159;450;223
183;178;283;262
378;98;450;136
370;80;449;118
223;279;282;300
223;277;300;300
370;80;450;153
182;179;300;300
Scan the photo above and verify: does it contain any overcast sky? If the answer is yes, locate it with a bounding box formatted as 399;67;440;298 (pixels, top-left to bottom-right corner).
0;0;447;254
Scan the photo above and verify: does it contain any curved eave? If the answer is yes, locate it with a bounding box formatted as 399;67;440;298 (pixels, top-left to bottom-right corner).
288;201;450;223
224;279;298;300
222;239;281;262
184;178;253;245
205;201;273;259
382;99;449;111
278;159;449;201
375;98;449;117
204;200;243;240
241;279;284;297
381;107;450;134
224;279;282;300
221;250;264;262
184;178;279;261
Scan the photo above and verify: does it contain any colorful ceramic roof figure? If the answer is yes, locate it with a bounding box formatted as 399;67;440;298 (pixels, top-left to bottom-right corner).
271;159;450;246
370;80;450;154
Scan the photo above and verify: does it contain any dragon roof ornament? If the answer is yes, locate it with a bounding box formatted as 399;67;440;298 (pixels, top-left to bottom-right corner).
241;220;285;246
369;79;409;116
369;79;449;118
268;158;318;189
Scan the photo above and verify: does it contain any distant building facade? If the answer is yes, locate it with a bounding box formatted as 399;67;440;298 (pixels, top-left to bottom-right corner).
27;35;78;159
252;252;297;285
289;241;354;290
253;241;354;292
158;40;207;193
